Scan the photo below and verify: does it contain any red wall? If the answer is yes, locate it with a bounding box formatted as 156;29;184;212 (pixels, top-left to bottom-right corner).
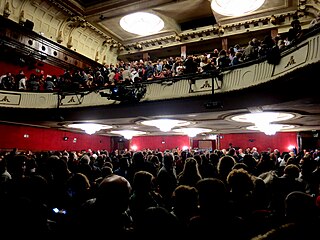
130;135;190;152
0;60;65;78
0;124;111;152
219;132;298;153
0;123;298;154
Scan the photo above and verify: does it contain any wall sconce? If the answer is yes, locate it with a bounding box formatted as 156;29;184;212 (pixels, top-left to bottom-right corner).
19;10;26;25
67;36;73;48
3;2;11;18
57;30;63;43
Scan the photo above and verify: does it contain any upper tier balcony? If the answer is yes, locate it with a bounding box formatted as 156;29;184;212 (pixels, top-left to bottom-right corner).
0;25;319;110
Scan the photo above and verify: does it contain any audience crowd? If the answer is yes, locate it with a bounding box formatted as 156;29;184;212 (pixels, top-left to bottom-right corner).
0;18;316;94
0;146;319;239
0;18;320;238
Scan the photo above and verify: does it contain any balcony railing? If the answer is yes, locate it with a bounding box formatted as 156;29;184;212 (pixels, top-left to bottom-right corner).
0;25;319;109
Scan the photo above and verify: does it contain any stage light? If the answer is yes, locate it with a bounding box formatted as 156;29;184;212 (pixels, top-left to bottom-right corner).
131;145;138;151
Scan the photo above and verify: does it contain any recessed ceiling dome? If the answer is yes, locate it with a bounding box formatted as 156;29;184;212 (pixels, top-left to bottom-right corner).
120;12;164;36
210;0;265;17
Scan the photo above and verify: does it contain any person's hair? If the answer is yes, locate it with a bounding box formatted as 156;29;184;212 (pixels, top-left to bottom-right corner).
181;157;200;175
285;191;317;222
67;172;91;193
163;152;174;168
96;175;131;213
196;178;227;213
283;164;300;178
217;155;236;176
227;168;254;194
133;170;154;193
172;185;198;213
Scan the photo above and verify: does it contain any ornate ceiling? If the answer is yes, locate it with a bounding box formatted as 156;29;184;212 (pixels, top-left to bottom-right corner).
50;0;317;59
1;0;319;137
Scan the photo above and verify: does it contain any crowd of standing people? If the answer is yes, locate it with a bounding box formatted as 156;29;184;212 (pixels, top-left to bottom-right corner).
0;146;319;239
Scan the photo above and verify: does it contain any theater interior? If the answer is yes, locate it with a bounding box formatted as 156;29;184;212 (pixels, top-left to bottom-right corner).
0;0;319;153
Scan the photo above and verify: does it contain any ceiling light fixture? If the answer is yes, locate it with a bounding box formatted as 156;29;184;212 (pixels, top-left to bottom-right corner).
120;12;164;36
110;130;147;140
173;127;212;137
247;124;295;135
210;0;265;17
140;119;190;132
67;123;112;135
231;112;294;123
231;112;295;135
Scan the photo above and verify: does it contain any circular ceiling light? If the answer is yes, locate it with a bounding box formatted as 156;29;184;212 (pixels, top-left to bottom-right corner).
210;0;265;17
231;112;295;135
173;127;212;137
247;124;295;135
120;12;164;36
231;112;295;123
67;123;112;135
140;119;190;132
110;130;146;140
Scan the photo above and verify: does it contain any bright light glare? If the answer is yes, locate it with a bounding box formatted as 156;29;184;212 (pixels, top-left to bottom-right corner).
173;128;212;137
111;130;146;140
247;124;295;135
288;145;296;151
141;119;190;132
120;12;164;36
210;0;265;17
67;123;112;135
182;146;189;150
208;134;217;140
232;112;295;135
131;145;138;151
232;112;294;123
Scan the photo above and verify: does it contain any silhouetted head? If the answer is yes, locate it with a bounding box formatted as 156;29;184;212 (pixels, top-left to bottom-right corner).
96;174;132;214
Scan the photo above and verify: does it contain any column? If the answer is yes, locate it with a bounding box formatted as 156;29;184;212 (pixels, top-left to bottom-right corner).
143;52;149;61
271;29;278;39
181;45;186;59
221;37;228;50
